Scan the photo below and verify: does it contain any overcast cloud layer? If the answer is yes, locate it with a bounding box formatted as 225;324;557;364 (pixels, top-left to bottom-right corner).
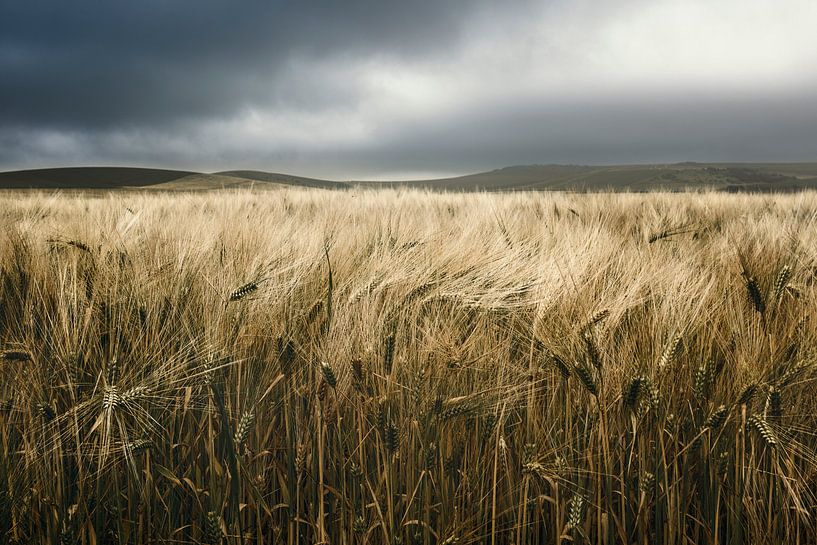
2;0;816;179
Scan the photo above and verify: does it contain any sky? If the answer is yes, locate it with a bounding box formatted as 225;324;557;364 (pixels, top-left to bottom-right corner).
1;0;816;180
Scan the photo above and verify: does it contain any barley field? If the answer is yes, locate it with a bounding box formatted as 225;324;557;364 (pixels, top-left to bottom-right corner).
1;188;816;545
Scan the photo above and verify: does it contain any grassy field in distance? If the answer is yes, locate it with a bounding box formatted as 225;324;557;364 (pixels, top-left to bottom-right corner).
1;188;816;544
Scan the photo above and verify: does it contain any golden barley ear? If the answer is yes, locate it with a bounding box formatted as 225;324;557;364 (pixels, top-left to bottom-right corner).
773;264;792;304
657;331;682;369
693;357;716;401
580;308;610;332
228;281;258;302
748;415;777;447
320;361;337;388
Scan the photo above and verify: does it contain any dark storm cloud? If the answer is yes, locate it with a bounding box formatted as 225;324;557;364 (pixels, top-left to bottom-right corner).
0;0;510;128
2;0;816;177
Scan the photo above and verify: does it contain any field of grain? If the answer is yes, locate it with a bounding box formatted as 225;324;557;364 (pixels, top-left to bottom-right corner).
1;189;816;544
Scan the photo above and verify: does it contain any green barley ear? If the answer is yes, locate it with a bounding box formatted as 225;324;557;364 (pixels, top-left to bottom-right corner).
320;361;337;388
550;352;572;380
440;401;472;421
128;438;153;455
692;364;705;399
351;357;364;382
349;460;363;480
643;377;660;412
522;460;547;479
498;436;509;476
377;402;389;436
59;526;72;545
383;333;396;374
203;511;222;544
693;358;716;400
766;387;782;419
39;402;55;423
351;357;368;395
2;350;31;362
574;364;597;397
736;383;757;406
424;442;437;469
385;420;399;454
623;376;644;410
106;358;120;384
228;281;258;302
639;472;656;494
432;396;444;417
704;405;729;430
353;515;367;535
481;413;498;444
583;332;602;370
234;408;256;449
773;264;792;303
743;274;765;315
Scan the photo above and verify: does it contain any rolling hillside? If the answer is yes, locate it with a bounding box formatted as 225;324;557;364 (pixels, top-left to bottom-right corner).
0;167;197;189
2;163;817;191
371;163;817;192
217;170;350;189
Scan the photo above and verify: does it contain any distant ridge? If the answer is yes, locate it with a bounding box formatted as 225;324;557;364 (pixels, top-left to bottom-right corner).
365;163;817;192
2;163;817;191
0;167;196;188
217;170;350;189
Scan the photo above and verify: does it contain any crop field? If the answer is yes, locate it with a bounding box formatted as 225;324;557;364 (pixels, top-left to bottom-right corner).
1;189;816;544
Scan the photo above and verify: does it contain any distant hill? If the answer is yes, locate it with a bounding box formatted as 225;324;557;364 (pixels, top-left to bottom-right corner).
0;167;197;189
2;163;817;192
151;173;283;190
365;163;817;192
217;170;350;189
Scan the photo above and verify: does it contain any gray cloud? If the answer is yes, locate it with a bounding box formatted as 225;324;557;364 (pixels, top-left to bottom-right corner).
0;1;506;128
2;0;816;178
